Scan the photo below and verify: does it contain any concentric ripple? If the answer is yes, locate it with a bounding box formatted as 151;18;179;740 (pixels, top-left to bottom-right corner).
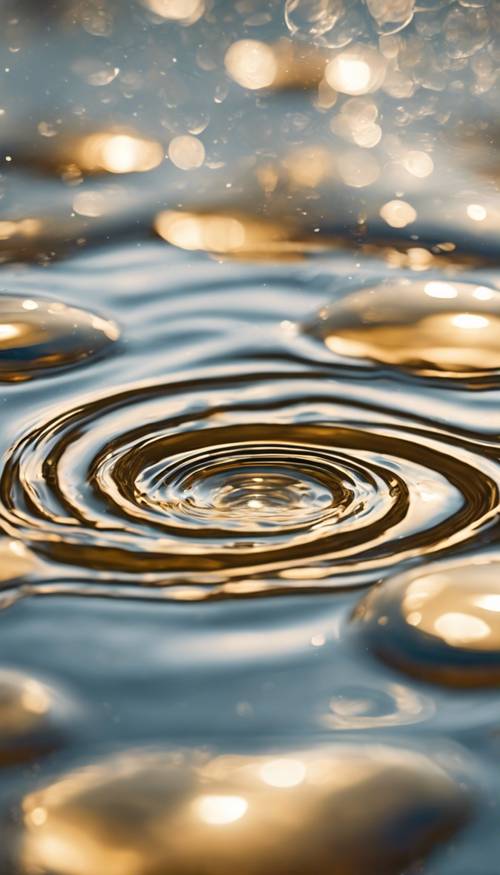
0;295;119;381
0;374;498;589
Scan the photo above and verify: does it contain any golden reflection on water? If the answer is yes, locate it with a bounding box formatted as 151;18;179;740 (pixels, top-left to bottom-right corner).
75;132;164;174
20;744;469;875
355;558;500;686
309;278;500;376
0;296;119;380
154;209;326;258
0;669;62;766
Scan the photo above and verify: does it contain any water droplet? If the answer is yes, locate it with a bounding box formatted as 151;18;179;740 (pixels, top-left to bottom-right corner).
306;279;500;377
20;744;470;874
0;295;119;381
353;558;500;685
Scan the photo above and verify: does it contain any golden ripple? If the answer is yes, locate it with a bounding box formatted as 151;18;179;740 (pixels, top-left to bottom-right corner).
0;295;119;381
353;558;500;686
20;744;470;875
307;279;500;377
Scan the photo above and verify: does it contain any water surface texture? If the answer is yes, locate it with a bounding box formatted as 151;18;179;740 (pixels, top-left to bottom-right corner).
1;1;500;873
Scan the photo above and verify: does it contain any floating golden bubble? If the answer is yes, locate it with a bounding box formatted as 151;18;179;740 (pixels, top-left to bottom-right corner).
379;199;417;228
142;0;205;23
354;558;500;686
307;278;500;377
0;295;119;381
20;744;470;874
154;210;320;258
225;40;278;90
325;45;387;96
75;132;164;174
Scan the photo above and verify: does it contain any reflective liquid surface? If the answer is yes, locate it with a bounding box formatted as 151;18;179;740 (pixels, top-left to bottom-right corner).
1;1;500;873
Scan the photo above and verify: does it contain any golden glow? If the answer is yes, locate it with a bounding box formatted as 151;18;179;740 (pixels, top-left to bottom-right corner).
21;745;466;875
154;210;306;258
401;563;500;651
195;794;248;825
77;133;163;174
424;282;458;300
0;670;52;737
168;135;205;171
310;279;500;375
473;286;495;301
379;199;417;228
434;613;490;646
0;218;42;240
143;0;205;22
225;40;278;90
450;313;489;330
466;203;487;222
326;46;386;96
0;324;21;341
259;758;306;788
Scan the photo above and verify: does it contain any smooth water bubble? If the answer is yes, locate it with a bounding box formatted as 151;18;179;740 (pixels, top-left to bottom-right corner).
0;295;119;381
306;279;500;377
353;558;500;686
168;135;206;171
0;669;69;765
20;744;470;875
325;45;387;95
224;40;278;90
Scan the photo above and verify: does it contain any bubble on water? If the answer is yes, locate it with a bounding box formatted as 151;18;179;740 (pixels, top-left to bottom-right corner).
325;45;387;95
379;199;417;228
20;744;470;875
306;279;500;378
0;295;119;381
353;558;500;686
142;0;205;24
168;135;205;170
225;40;278;90
330;98;382;148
